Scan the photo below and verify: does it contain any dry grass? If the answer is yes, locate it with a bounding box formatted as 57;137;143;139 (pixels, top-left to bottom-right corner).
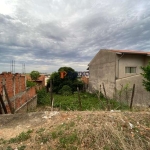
0;111;150;150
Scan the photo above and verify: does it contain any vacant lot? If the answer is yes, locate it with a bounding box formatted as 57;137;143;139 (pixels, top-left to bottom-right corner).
0;110;150;150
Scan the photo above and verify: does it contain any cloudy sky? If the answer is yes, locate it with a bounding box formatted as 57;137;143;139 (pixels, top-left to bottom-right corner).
0;0;150;73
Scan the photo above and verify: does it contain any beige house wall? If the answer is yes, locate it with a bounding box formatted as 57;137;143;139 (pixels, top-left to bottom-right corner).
89;49;116;98
116;54;145;79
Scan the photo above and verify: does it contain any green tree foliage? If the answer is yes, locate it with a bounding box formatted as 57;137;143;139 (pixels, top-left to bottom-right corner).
26;80;36;87
30;71;40;80
59;85;72;95
58;66;75;72
47;67;83;94
47;72;61;92
141;62;150;91
37;88;49;105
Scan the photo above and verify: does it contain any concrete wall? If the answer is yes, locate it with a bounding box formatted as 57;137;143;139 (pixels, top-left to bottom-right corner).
89;50;116;98
115;54;150;106
116;75;150;106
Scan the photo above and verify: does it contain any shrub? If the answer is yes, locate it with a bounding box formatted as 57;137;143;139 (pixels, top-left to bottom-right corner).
37;88;50;105
141;62;150;91
59;85;72;95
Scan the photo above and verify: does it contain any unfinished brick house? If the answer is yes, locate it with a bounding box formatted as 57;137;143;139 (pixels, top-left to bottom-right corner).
88;49;150;106
26;74;45;87
78;71;89;84
77;71;89;90
0;72;37;114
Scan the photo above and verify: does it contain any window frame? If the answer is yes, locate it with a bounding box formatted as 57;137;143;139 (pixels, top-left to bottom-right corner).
125;66;137;73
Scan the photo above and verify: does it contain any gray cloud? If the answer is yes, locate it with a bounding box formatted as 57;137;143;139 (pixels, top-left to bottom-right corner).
0;0;150;73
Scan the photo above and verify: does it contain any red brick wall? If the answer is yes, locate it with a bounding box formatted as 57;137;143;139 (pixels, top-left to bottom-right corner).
0;72;36;113
0;72;13;98
81;76;89;84
0;72;26;99
5;87;36;113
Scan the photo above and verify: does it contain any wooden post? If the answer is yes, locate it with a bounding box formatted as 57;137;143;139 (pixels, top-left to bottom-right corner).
3;85;14;114
51;98;54;111
99;84;101;101
50;79;53;106
130;84;135;110
0;93;8;114
102;83;107;98
77;87;82;110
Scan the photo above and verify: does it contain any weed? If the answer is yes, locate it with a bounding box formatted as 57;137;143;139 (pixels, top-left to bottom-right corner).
51;131;58;139
36;128;45;134
103;145;112;150
6;146;13;150
59;132;78;148
76;115;82;121
8;129;33;143
35;129;51;144
18;145;26;150
66;146;78;150
2;112;149;150
39;135;50;144
0;138;6;144
69;121;75;127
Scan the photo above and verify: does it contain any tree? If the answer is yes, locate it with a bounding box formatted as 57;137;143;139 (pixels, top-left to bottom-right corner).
59;85;72;95
47;72;61;93
58;66;75;72
47;67;83;94
141;62;150;91
26;80;36;87
30;71;40;80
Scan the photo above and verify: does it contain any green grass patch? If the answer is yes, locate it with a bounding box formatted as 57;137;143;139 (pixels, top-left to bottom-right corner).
59;132;79;148
37;88;129;111
8;129;33;143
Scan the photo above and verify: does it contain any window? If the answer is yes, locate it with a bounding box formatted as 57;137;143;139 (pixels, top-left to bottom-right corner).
125;67;136;73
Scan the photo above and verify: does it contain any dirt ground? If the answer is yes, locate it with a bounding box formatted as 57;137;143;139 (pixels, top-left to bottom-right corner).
0;110;149;139
0;110;150;150
0;111;71;139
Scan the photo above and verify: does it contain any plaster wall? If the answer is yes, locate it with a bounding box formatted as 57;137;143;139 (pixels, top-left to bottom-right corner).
116;75;150;106
116;54;145;79
89;50;116;98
